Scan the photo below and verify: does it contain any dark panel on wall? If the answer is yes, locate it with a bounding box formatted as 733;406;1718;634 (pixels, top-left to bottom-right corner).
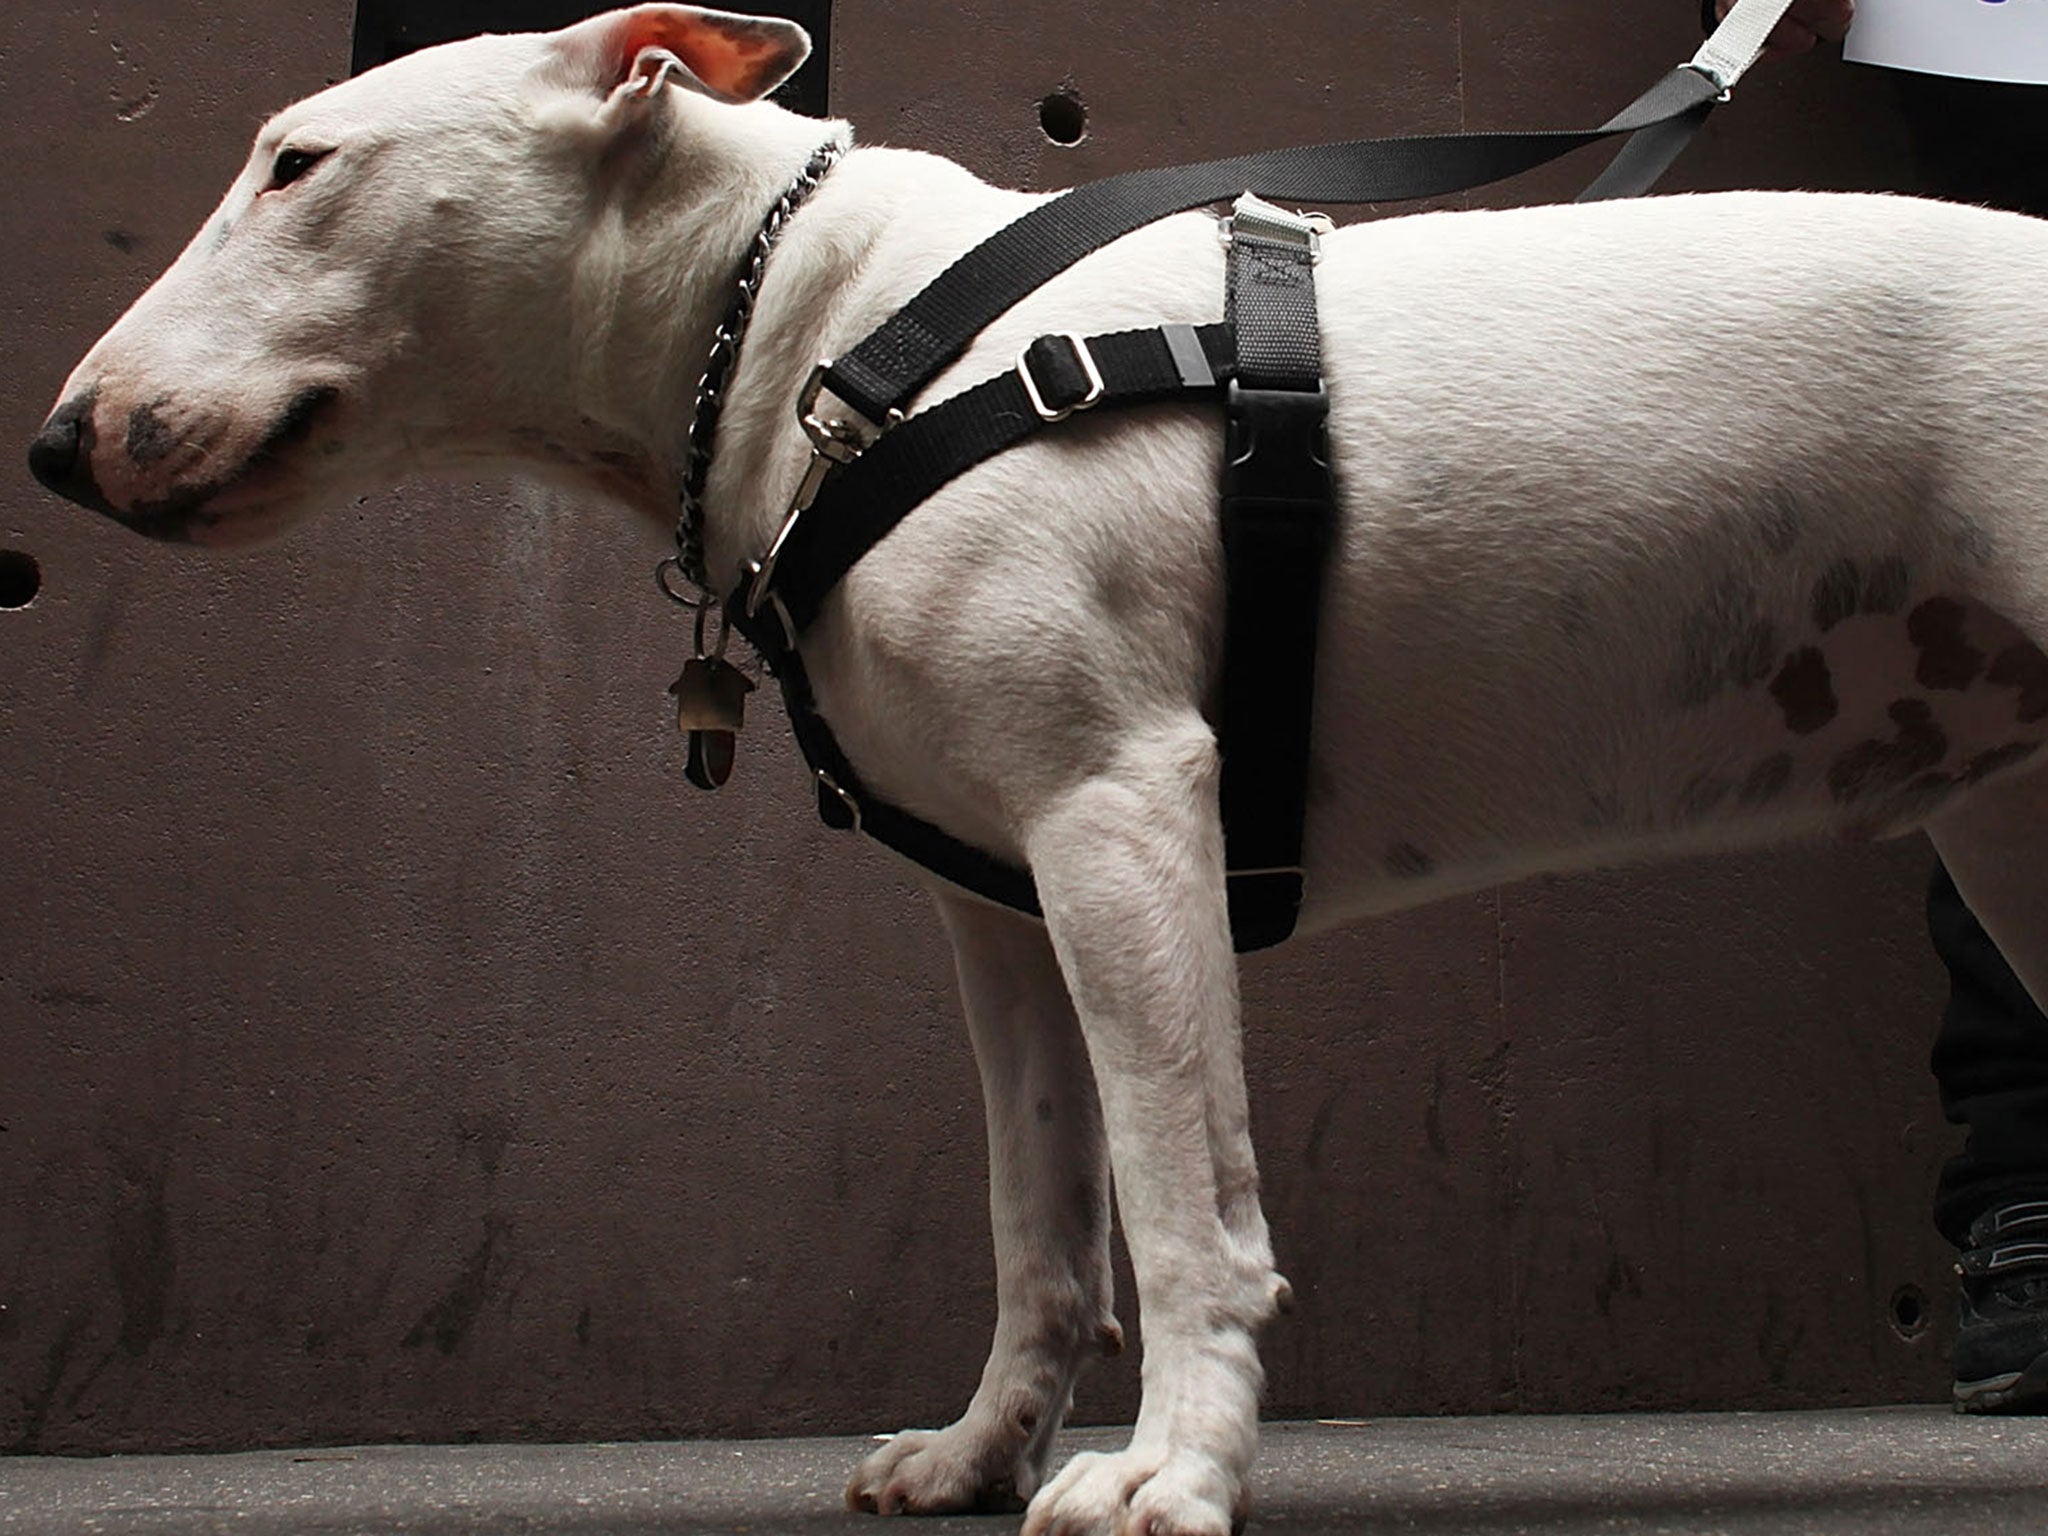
350;0;831;114
2;0;1962;1457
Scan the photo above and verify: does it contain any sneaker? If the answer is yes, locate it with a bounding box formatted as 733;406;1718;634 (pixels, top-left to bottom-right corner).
1954;1199;2048;1413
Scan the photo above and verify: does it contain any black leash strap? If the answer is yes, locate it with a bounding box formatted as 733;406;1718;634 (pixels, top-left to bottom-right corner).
820;65;1723;429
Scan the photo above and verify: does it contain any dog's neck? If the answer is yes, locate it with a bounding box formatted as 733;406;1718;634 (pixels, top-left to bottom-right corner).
562;101;840;519
687;141;1042;595
524;94;1039;593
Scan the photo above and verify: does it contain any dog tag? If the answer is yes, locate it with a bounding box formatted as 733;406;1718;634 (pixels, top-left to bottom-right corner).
685;728;739;791
670;657;755;792
669;656;754;733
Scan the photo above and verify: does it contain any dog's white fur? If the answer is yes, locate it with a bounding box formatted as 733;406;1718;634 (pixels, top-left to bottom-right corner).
36;7;2048;1531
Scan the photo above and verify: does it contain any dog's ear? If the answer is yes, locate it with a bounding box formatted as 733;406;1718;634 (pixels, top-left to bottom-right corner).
552;4;811;107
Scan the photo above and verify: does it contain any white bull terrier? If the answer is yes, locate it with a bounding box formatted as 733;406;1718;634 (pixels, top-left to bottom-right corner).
30;5;2048;1532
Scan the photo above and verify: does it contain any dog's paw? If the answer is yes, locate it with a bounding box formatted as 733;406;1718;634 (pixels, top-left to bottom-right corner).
1022;1447;1243;1536
845;1423;1040;1516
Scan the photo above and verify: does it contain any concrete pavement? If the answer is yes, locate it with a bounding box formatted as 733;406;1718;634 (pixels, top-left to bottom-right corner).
7;1408;2048;1534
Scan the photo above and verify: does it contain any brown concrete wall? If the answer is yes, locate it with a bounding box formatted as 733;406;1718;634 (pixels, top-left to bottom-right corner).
2;0;1962;1454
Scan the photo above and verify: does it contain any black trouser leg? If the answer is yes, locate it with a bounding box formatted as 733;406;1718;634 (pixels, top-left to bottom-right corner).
1891;74;2048;217
1929;861;2048;1246
1887;74;2048;1249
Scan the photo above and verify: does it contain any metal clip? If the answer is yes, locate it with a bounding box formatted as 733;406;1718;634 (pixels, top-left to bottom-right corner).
739;557;798;650
745;447;834;620
1017;333;1105;423
744;361;905;621
1681;59;1735;102
1222;192;1334;264
788;450;837;519
798;359;900;460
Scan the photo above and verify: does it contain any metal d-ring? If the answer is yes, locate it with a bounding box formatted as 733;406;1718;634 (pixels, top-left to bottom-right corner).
693;598;732;661
656;556;714;610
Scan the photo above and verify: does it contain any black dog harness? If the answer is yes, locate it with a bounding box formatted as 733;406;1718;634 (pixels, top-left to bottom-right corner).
678;9;1788;951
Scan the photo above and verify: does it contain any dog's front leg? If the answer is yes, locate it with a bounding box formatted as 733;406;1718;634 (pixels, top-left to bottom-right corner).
849;892;1120;1515
1020;716;1286;1536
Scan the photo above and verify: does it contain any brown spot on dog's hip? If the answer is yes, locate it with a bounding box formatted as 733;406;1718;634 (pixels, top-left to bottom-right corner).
1770;647;1839;735
1909;597;1985;691
1989;641;2048;723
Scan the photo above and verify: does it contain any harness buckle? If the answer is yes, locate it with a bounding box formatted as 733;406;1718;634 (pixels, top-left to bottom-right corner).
1220;192;1333;264
1017;333;1105;422
1224;379;1331;503
745;361;908;622
799;359;899;458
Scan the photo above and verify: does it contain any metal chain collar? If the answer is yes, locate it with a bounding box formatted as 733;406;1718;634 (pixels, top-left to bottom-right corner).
665;137;848;603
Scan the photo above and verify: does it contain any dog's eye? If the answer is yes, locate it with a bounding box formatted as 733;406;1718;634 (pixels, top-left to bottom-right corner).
267;146;329;190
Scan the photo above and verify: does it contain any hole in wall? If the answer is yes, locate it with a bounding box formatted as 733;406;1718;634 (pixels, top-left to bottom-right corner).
0;549;40;610
1888;1282;1931;1341
1039;87;1087;146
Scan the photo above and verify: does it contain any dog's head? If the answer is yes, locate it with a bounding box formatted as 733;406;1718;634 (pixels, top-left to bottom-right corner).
27;4;812;546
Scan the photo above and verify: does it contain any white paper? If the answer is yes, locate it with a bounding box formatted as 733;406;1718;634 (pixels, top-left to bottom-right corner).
1845;0;2048;84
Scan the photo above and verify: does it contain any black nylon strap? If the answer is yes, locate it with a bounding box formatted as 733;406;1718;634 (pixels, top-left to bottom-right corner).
823;65;1723;425
772;322;1234;635
1217;215;1333;950
1227;229;1322;390
1577;98;1717;202
761;637;1045;917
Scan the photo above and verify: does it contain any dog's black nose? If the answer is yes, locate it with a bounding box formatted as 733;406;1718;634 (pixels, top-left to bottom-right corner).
28;393;105;506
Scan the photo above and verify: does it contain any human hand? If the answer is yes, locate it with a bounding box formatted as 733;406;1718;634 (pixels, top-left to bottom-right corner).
1715;0;1854;59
